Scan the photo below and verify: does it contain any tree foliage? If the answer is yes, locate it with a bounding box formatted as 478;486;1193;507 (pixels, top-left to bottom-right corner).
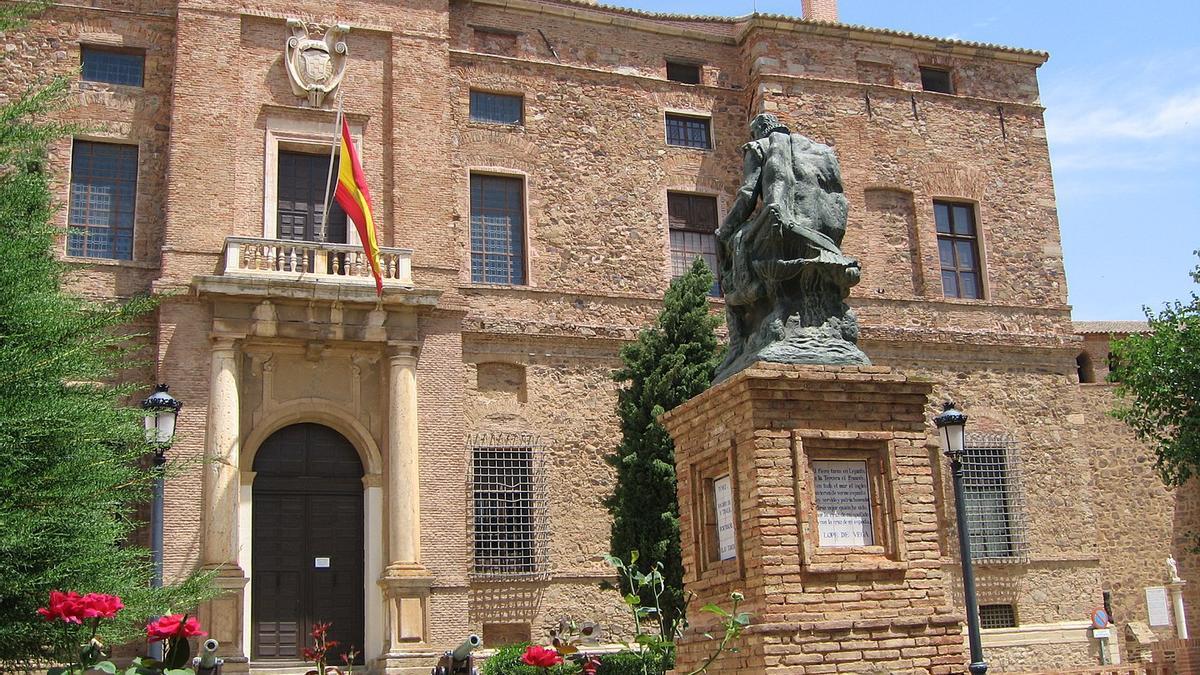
0;63;210;666
606;259;724;639
1111;251;1200;487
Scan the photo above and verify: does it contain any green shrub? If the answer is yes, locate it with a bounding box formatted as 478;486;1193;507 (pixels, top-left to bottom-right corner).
595;650;667;675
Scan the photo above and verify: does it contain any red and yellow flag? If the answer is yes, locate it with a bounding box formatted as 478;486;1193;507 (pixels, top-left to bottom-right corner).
333;117;384;294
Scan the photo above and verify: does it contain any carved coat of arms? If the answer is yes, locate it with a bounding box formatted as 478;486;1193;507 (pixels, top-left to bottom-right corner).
285;19;349;107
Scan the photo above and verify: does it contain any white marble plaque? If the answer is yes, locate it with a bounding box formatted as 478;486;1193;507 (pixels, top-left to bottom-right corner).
713;476;737;561
1146;586;1171;626
813;460;874;547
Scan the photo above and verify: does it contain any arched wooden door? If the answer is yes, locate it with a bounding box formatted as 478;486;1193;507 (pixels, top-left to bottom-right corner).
252;423;364;663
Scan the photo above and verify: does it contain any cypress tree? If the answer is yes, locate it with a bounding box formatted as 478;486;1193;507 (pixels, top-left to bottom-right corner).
0;58;210;666
606;258;724;639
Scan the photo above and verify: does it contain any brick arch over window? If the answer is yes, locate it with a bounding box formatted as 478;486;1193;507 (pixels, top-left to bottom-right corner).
241;399;382;476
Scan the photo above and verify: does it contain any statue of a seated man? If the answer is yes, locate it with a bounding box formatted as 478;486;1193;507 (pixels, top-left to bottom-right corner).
714;113;869;382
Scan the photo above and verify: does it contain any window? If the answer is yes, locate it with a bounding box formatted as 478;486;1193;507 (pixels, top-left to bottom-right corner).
81;46;144;87
470;91;523;125
935;201;983;299
469;432;549;578
67;140;137;260
919;66;954;94
979;604;1018;629
470;174;526;284
668;192;720;295
962;434;1027;562
665;114;711;149
277;150;346;244
666;60;702;85
1077;352;1096;383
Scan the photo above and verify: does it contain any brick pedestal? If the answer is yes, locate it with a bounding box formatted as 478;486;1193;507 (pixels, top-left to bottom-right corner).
661;364;967;674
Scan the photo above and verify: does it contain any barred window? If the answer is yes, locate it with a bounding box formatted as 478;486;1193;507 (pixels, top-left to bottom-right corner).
470;91;523;125
962;433;1028;562
979;604;1018;629
935;201;983;299
469;432;549;578
665;114;711;149
667;192;720;296
67;141;138;260
81;46;144;87
470;174;526;285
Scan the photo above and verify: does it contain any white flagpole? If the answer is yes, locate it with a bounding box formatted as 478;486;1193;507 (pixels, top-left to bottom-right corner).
320;89;346;240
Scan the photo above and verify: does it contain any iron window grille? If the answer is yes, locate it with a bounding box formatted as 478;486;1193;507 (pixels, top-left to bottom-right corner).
81;46;145;87
935;201;983;299
979;604;1018;629
67;140;138;260
961;433;1028;563
919;66;954;94
667;192;721;296
665;114;711;149
468;432;550;579
470;174;526;285
470;91;523;125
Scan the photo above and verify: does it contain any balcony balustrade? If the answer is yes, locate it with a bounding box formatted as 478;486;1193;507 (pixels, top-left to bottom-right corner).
222;237;413;287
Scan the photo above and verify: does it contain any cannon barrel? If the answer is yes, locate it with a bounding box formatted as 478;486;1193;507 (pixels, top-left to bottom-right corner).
450;635;481;663
198;639;220;668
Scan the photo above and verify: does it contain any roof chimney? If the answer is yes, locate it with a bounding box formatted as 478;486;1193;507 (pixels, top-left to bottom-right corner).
801;0;838;23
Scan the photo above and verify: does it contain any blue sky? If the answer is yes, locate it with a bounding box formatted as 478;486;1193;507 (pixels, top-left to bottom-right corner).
617;0;1200;320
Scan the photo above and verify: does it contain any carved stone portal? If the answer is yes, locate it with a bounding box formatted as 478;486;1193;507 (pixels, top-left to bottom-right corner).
285;19;349;107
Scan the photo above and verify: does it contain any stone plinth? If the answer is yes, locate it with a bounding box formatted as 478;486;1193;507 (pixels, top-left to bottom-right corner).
661;363;966;674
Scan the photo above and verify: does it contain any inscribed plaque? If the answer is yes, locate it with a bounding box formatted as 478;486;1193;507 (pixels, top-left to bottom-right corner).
1146;586;1171;626
813;460;874;547
713;476;737;560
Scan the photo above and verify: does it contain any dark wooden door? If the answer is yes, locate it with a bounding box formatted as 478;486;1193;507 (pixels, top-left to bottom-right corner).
277;151;347;244
252;424;363;663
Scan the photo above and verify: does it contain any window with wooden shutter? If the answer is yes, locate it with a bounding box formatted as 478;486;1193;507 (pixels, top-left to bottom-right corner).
667;192;720;295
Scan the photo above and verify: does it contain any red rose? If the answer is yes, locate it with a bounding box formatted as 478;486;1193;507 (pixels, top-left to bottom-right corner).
520;645;563;668
37;590;86;624
146;614;207;642
80;593;124;620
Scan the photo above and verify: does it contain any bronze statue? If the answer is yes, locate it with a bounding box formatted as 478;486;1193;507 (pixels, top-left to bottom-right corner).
714;113;869;382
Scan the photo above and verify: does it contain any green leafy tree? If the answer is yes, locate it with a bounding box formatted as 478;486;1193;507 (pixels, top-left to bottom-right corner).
0;24;211;666
1111;251;1200;487
606;259;724;639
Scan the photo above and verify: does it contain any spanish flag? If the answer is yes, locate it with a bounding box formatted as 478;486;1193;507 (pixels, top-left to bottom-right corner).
334;117;384;294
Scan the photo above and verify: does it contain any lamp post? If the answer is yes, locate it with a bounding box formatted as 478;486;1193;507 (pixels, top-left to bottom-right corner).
935;401;987;675
142;384;182;617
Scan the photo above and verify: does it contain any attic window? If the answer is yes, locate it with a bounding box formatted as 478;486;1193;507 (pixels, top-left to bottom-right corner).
919;66;954;94
666;60;702;85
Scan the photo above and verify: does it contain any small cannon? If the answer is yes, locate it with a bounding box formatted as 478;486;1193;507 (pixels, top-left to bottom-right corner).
193;639;223;675
431;635;481;675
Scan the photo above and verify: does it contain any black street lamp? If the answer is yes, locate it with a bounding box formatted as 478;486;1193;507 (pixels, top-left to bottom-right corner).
142;384;182;590
934;401;988;675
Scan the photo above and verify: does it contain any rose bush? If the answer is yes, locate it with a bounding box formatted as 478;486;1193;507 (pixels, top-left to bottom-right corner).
520;645;563;669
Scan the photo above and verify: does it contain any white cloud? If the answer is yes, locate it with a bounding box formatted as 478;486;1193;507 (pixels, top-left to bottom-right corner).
1047;89;1200;144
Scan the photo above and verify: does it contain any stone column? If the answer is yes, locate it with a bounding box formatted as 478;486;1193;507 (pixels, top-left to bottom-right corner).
380;342;434;670
203;336;242;567
386;344;421;571
199;336;249;668
1169;582;1189;639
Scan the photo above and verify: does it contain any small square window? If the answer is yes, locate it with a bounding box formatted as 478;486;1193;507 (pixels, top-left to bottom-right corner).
979;604;1017;629
470;91;523;125
81;46;144;87
919;66;954;94
666;60;702;85
665;114;711;149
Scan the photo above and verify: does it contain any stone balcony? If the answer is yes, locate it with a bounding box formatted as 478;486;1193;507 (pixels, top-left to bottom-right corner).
222;237;414;288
